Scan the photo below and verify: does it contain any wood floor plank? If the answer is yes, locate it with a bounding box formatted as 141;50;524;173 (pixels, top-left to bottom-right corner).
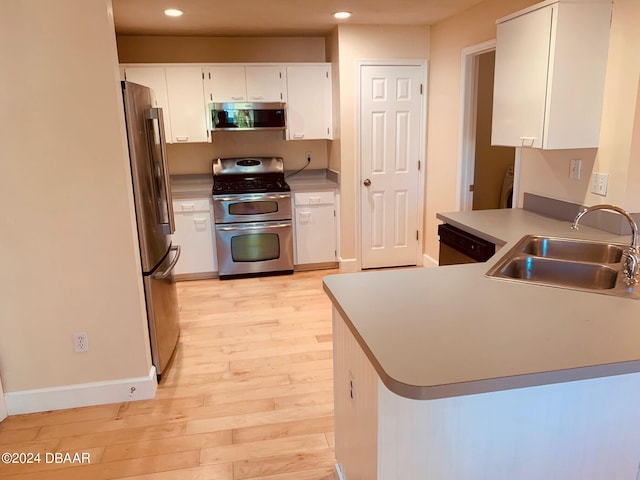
186;403;334;436
122;464;233;480
101;430;231;462
199;433;329;465
232;415;334;444
233;449;336;479
0;269;338;479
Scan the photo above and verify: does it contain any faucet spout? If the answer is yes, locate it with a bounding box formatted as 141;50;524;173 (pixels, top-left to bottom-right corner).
571;204;639;285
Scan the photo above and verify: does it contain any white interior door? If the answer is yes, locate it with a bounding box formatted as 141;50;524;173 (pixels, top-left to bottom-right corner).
360;65;423;269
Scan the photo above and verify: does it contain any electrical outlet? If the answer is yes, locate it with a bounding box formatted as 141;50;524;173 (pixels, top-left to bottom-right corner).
73;332;89;352
591;172;608;196
305;152;311;163
569;159;582;180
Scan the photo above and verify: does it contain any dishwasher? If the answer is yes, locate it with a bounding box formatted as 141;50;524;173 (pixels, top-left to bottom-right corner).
437;223;496;265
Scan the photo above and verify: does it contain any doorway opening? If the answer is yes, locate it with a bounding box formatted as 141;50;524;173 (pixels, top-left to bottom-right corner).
459;41;516;211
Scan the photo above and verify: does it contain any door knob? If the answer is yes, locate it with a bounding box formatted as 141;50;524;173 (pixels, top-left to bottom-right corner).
363;179;371;186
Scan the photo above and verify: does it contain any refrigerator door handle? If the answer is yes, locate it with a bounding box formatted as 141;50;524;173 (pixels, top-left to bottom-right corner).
152;245;181;279
145;107;176;235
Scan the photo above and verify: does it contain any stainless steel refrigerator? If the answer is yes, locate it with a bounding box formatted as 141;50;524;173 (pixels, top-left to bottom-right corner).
121;81;181;378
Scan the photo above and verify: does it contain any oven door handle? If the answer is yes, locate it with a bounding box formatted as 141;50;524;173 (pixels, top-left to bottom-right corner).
217;222;291;232
214;194;291;202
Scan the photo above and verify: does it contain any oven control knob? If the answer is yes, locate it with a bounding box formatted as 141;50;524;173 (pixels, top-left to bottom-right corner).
363;178;371;186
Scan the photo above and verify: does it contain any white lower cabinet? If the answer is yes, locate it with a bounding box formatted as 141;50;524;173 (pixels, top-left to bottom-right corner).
333;307;640;479
171;197;217;278
293;190;337;266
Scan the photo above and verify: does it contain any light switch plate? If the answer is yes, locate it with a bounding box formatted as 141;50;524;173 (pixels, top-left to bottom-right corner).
591;172;608;196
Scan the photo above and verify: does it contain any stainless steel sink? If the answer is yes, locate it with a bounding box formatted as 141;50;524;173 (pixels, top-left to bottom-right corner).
521;236;624;264
486;235;639;299
498;257;618;290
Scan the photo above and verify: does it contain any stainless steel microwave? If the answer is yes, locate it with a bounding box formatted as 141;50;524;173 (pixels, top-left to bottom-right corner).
209;102;286;131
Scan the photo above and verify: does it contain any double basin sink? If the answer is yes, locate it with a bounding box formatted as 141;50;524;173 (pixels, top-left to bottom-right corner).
486;235;639;299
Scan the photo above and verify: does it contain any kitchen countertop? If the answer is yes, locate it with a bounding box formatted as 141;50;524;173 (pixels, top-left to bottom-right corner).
170;174;213;198
436;208;627;246
323;208;640;400
170;169;338;198
285;169;338;191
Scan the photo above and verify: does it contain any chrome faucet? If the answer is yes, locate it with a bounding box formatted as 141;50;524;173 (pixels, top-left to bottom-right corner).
571;204;639;285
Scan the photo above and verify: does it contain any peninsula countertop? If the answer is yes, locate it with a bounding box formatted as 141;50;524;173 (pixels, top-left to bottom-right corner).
323;208;640;400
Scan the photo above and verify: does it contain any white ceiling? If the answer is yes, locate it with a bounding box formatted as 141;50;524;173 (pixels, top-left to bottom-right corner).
112;0;486;36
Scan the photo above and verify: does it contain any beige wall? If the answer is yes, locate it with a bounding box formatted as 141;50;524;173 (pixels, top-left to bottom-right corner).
0;0;151;392
117;35;330;174
335;25;431;262
519;0;640;212
117;36;326;64
425;0;539;260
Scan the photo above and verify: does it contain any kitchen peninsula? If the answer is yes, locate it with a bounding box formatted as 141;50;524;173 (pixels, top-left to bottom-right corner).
323;208;640;479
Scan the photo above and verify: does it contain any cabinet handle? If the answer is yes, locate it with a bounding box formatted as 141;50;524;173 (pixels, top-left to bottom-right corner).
249;96;264;100
193;217;207;230
519;136;535;147
180;203;195;211
231;96;245;101
175;136;189;142
299;211;311;222
309;196;321;205
293;133;305;139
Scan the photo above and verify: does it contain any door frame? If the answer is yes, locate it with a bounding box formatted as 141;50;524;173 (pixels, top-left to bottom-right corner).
458;40;496;211
356;59;428;270
459;40;522;211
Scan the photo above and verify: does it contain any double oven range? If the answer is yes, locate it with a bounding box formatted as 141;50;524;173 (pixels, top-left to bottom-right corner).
212;157;294;279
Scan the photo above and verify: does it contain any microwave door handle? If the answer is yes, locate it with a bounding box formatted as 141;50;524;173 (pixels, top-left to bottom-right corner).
145;107;175;235
151;245;181;279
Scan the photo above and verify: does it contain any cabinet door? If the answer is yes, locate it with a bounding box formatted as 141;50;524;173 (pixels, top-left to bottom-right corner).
205;66;247;103
245;66;285;102
286;65;333;140
172;198;217;275
123;66;172;141
165;67;209;143
294;191;336;265
491;6;553;149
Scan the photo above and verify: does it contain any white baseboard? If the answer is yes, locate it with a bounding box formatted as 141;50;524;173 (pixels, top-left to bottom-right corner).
4;367;157;415
338;257;358;273
335;463;345;480
423;253;438;268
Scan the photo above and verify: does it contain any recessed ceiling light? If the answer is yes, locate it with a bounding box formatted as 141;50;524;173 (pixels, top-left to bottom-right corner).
333;11;352;19
164;8;183;17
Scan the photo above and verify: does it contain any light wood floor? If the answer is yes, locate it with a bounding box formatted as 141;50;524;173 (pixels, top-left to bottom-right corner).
0;269;339;480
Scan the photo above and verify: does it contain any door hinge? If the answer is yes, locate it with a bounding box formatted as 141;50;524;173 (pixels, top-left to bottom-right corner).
202;72;204;79
418;160;421;171
469;184;474;192
420;84;424;95
416;230;419;240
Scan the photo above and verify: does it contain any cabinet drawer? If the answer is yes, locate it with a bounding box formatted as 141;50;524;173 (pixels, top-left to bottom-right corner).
173;198;211;212
294;191;334;206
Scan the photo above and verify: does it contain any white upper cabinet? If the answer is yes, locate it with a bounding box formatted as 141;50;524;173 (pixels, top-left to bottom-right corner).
204;65;285;103
203;66;246;102
122;66;172;141
246;66;286;102
164;66;209;143
491;0;612;149
286;65;333;140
